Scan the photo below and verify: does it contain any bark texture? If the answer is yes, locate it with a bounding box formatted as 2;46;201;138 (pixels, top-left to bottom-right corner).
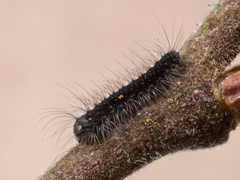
41;0;240;179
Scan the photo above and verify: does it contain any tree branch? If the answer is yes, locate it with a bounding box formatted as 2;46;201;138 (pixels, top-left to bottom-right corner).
41;0;240;179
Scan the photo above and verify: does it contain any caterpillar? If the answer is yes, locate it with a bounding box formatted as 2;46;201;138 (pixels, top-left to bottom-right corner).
73;25;184;144
39;21;184;146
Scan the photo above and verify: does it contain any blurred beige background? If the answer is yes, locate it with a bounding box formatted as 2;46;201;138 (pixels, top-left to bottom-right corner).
1;0;240;180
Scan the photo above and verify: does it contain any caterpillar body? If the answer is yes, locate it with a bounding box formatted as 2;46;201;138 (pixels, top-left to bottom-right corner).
74;49;183;145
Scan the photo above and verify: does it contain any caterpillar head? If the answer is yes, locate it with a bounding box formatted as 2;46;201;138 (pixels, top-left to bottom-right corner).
74;116;93;142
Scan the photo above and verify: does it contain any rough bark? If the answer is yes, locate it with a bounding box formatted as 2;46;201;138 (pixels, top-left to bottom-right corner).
41;0;240;179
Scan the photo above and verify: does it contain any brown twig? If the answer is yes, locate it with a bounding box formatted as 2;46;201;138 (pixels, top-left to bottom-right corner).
41;0;240;179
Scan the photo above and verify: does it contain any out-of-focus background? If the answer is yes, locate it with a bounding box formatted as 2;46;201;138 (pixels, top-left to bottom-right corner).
1;0;240;180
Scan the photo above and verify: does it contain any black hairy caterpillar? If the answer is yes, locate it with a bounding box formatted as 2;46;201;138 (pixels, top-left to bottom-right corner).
74;34;184;145
40;20;184;146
